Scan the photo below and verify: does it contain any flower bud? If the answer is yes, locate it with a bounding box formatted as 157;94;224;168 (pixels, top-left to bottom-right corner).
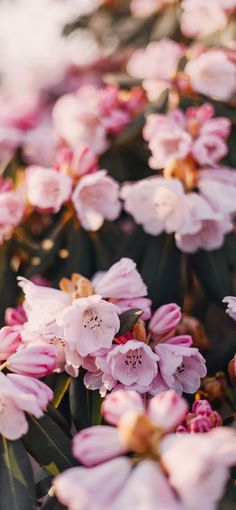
7;344;57;378
5;305;26;327
0;326;22;360
188;415;212;433
147;390;188;432
102;390;144;425
228;355;236;385
192;399;212;416
149;304;181;340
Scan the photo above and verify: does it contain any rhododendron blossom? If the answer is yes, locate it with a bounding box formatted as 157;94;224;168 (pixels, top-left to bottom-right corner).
185;50;236;101
26;165;72;213
180;0;228;38
0;372;53;439
54;389;236;510
127;39;185;101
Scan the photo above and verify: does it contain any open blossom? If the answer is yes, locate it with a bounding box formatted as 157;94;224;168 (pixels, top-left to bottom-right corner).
0;372;53;439
55;389;236;510
72;170;121;231
53;85;143;154
94;258;147;299
175;216;232;253
127;39;184;101
25;166;72;213
143;103;231;169
97;340;159;390
180;0;227;38
185;50;236;101
154;335;207;395
84;305;206;396
58;295;120;357
121;177;186;236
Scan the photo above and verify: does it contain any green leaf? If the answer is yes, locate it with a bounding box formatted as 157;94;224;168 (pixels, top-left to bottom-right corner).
22;414;76;476
191;248;233;303
223;232;236;271
51;373;71;409
91;391;103;426
116;308;143;337
0;244;18;326
69;371;93;431
0;436;36;510
140;234;184;309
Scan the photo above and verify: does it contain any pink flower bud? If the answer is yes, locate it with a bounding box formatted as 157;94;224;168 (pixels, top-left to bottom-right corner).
102;390;144;425
7;344;57;378
192;399;212;416
188;415;212;433
149;304;182;339
147;390;188;431
5;305;27;326
0;326;22;360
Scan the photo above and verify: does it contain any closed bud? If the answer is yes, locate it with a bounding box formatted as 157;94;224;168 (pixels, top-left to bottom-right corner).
0;326;22;360
5;305;26;327
7;344;57;378
149;304;181;340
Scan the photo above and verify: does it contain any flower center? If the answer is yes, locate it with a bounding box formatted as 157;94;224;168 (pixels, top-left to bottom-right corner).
124;349;142;371
177;362;185;374
83;310;103;331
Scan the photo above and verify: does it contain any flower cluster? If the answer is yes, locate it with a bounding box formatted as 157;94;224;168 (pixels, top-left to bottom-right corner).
122;103;236;252
54;389;236;510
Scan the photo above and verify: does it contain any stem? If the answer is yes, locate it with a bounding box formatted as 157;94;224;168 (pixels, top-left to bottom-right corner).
0;361;8;372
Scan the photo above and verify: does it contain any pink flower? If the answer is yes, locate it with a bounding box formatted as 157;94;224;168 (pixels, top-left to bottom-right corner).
143;113;191;169
72;170;121;231
97;340;159;389
121;177;186;235
198;167;236;215
73;425;126;467
54;457;132;510
0;189;24;227
175;216;232;253
17;277;71;331
0;326;22;360
7;344;57;378
127;39;184;101
154;335;207;395
149;304;181;340
180;0;227;38
93;258;147;299
58;295;120;357
130;0;176;17
53;89;108;154
160;428;236;510
102;389;144;425
54;389;236;510
5;304;27;326
185;50;236;101
25;166;72;213
114;297;152;320
223;295;236;320
0;372;53;439
143;104;231;169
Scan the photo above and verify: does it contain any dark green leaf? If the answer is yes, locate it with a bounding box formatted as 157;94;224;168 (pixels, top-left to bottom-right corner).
0;244;18;326
22;414;76;476
0;436;36;510
51;373;71;409
191;248;232;304
116;308;143;337
69;370;93;431
140;234;184;309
